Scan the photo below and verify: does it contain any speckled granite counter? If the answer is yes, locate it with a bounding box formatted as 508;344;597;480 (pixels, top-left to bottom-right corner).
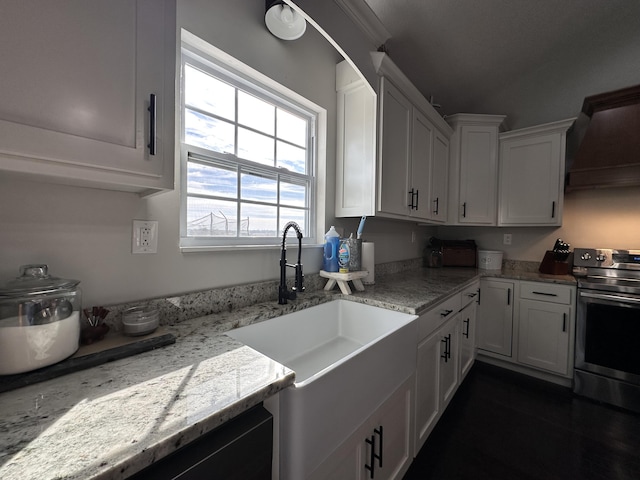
0;265;574;480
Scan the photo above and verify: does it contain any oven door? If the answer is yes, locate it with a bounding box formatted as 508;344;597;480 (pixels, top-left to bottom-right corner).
576;289;640;386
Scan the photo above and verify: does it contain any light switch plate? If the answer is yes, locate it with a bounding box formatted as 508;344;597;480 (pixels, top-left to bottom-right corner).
132;220;158;254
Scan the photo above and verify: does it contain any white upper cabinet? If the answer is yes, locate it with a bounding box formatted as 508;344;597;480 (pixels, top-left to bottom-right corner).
430;131;450;223
336;54;451;221
378;78;413;217
447;114;507;225
373;53;452;222
0;0;176;195
498;119;575;226
335;60;377;217
409;108;435;221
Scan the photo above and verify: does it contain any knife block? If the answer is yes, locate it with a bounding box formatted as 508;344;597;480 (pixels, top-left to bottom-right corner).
538;251;570;275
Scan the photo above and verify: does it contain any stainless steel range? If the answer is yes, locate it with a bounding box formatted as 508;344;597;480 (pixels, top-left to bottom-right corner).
573;248;640;412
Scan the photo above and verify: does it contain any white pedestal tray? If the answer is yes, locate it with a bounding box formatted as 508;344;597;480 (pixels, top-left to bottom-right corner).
319;270;369;295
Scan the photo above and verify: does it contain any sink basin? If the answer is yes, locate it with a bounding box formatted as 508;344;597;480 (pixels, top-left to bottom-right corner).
227;299;417;479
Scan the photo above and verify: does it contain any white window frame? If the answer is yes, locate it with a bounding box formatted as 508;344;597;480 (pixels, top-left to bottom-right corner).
179;30;326;251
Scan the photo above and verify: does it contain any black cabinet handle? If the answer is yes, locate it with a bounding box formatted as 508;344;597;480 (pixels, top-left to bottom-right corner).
562;313;566;332
551;201;556;218
433;197;439;215
463;318;470;338
365;427;383;478
507;288;511;306
477;288;481;305
447;334;452;359
440;309;454;317
365;434;376;478
408;188;416;209
374;426;383;468
441;336;449;362
462;202;467;218
532;291;557;297
147;93;157;156
415;189;419;210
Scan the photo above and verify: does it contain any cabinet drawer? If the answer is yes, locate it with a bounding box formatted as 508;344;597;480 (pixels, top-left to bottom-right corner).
519;282;573;305
419;294;461;341
460;282;480;308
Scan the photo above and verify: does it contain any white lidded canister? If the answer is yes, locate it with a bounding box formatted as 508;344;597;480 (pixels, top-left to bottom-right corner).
478;250;503;270
0;264;81;374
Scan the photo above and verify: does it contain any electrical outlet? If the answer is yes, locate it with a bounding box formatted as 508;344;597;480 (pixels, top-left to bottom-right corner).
503;233;512;245
132;220;158;254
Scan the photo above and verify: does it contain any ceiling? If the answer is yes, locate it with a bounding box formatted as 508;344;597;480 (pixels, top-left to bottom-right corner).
361;0;640;128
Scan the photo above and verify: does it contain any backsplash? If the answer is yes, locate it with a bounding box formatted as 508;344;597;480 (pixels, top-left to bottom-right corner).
102;258;424;332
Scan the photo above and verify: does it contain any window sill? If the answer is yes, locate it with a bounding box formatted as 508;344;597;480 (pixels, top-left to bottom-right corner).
180;243;323;253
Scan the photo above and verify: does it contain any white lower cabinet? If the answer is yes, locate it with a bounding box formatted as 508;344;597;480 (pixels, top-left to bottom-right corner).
459;293;478;381
477;278;515;357
438;316;460;410
414;330;442;452
478;279;576;381
414;281;478;456
308;375;414;480
517;281;574;375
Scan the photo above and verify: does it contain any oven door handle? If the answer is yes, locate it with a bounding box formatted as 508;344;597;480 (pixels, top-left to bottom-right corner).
579;291;640;305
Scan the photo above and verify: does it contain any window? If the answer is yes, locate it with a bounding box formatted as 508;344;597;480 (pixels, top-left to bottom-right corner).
180;37;322;249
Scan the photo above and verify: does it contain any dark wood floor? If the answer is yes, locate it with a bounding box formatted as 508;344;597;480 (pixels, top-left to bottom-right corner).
403;362;640;480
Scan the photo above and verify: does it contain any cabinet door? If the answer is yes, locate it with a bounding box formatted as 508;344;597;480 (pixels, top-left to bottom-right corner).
0;0;175;194
361;378;414;480
477;279;514;357
458;125;499;224
429;130;449;222
459;299;477;380
335;61;377;217
415;331;441;455
518;300;571;375
378;78;412;217
439;316;460;410
409;109;434;221
499;132;563;225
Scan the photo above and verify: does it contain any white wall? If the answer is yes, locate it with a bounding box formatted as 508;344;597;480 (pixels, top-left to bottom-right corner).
438;186;640;262
0;0;427;307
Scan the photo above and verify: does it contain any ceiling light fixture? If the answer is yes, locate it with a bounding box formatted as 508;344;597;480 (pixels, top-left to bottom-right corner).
265;0;306;41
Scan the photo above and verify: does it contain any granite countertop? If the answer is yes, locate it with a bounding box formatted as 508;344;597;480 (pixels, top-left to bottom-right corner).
0;266;575;480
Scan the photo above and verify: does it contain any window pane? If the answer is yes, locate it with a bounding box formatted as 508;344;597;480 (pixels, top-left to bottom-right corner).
277;141;306;173
185;109;235;153
238;91;275;135
241;171;277;203
187;197;238;236
185;64;235;121
277;109;307;147
240;203;277;237
279;208;306;236
280;180;306;207
187;162;237;198
238;127;274;166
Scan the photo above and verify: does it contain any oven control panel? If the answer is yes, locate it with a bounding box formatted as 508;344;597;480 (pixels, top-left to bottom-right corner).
573;248;613;268
573;248;640;269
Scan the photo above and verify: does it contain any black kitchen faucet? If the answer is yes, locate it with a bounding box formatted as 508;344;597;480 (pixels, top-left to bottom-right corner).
279;221;305;304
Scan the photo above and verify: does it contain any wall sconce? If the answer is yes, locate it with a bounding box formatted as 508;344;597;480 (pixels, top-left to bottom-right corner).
265;1;306;40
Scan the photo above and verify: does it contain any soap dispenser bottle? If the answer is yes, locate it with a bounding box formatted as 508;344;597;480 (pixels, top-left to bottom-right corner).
323;226;340;272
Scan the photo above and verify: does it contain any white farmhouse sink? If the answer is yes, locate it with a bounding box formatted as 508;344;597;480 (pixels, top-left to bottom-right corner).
228;299;418;479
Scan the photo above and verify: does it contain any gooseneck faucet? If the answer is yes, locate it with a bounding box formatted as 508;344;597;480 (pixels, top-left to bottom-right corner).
279;221;305;304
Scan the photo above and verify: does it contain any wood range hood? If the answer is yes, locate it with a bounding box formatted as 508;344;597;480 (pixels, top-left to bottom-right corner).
565;84;640;191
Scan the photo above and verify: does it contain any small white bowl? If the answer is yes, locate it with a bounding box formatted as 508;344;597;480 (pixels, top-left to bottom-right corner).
122;306;159;336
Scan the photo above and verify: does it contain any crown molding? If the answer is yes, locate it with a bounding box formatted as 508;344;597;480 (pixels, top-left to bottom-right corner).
334;0;391;47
